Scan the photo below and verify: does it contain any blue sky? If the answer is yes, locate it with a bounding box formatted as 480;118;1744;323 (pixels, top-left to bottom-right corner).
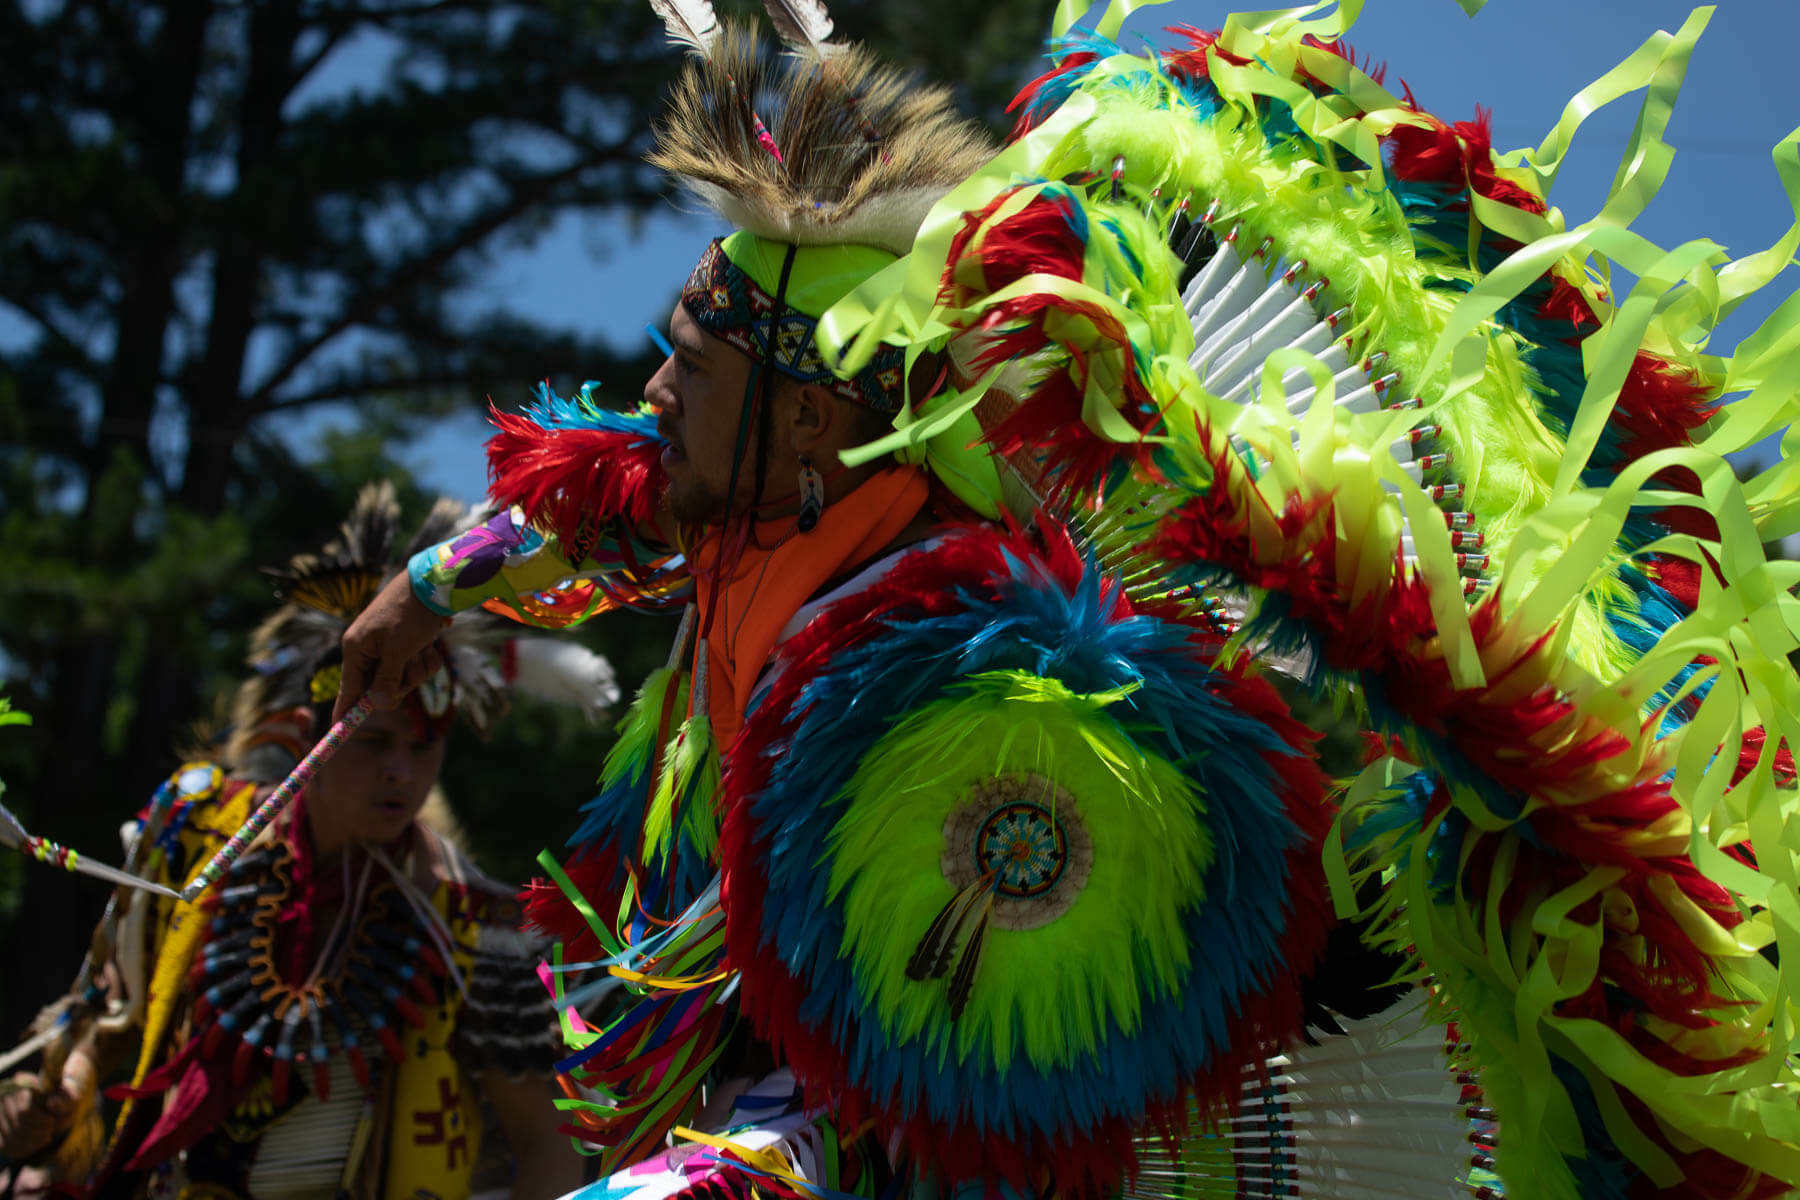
301;1;1800;504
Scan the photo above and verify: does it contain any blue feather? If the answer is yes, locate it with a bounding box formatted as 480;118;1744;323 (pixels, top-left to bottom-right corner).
519;381;663;440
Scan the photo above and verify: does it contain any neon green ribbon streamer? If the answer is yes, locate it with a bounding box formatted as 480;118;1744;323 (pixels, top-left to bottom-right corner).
537;846;624;960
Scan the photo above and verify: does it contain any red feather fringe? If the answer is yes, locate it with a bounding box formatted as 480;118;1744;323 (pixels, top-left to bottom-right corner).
486;405;666;553
1385;106;1546;215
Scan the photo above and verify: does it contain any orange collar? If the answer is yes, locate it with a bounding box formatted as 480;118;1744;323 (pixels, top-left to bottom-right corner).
690;465;930;751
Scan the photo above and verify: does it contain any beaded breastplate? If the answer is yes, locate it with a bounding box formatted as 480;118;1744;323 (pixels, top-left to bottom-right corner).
186;840;449;1106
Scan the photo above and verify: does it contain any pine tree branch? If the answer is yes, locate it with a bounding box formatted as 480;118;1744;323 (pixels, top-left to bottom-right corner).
263;370;481;411
0;294;101;377
241;153;623;410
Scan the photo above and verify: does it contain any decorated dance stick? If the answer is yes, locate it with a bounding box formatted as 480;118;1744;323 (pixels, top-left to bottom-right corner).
0;798;180;900
176;694;374;903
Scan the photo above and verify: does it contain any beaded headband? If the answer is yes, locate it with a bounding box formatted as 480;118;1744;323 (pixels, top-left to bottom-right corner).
681;238;907;413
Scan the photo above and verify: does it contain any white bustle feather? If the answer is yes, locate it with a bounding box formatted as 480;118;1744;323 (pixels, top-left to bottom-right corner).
1120;988;1492;1200
651;0;721;57
506;638;621;719
1178;222;1483;601
763;0;838;58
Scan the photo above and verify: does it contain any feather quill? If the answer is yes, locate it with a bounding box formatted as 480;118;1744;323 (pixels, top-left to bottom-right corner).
763;0;838;59
906;879;984;980
945;892;994;1020
650;0;720;58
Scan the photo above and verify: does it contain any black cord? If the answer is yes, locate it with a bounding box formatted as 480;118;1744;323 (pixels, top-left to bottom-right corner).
752;245;800;509
715;243;800;542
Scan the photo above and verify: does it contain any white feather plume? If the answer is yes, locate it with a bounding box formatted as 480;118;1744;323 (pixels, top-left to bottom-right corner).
651;0;721;58
763;0;839;59
506;638;620;720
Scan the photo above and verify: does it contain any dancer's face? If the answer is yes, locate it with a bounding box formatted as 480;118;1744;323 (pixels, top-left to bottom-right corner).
305;704;447;853
645;303;772;525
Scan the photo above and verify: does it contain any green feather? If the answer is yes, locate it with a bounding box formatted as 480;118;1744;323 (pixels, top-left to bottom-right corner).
600;667;684;794
643;706;720;874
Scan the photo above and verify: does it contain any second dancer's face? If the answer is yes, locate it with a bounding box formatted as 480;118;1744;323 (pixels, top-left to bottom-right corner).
306;704;447;853
645;303;766;525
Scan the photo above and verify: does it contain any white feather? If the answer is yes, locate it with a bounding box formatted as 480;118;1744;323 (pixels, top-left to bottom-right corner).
763;0;839;59
650;0;721;58
507;639;620;718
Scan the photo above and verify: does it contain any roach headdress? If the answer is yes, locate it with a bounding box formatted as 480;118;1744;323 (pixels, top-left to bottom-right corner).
651;1;993;413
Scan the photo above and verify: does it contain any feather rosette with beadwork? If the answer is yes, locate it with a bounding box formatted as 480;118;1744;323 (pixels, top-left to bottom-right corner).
719;520;1335;1190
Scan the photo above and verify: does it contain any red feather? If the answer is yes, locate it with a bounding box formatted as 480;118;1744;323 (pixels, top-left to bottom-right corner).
485;404;666;552
1005;52;1099;142
1649;556;1701;611
966;191;1089;296
1733;726;1796;788
1612;351;1718;460
1296;35;1387;88
1537;276;1602;338
979;372;1151;502
519;846;622;965
1162;26;1251;82
1385;106;1546;216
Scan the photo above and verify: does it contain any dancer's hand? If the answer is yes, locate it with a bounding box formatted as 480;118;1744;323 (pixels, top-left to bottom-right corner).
333;573;450;722
0;1075;71;1162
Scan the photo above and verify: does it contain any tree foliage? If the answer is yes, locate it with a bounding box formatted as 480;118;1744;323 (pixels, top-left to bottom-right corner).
0;0;1044;1039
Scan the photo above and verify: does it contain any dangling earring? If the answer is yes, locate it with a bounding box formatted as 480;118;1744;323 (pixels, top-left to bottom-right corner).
797;455;825;532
